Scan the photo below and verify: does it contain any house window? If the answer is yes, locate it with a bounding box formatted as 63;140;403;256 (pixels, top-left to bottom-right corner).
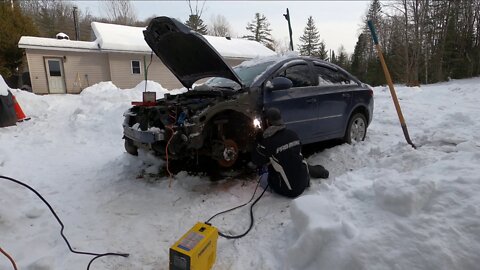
131;60;141;74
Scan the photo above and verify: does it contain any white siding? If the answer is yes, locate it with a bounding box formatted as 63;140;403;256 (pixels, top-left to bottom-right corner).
108;53;183;89
25;49;110;94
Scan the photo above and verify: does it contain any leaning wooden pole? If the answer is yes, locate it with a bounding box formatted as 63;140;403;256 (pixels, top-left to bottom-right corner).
367;20;416;149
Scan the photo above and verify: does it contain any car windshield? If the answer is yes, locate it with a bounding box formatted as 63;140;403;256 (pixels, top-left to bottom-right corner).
202;61;275;90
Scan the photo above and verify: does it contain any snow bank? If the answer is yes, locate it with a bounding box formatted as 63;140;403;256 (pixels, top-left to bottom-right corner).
287;77;480;270
1;77;480;269
0;75;10;96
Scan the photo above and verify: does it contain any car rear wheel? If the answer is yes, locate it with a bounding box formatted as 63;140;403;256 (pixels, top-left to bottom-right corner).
124;138;138;156
344;113;367;144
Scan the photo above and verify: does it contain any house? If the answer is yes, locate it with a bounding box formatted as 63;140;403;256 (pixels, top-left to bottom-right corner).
18;22;276;94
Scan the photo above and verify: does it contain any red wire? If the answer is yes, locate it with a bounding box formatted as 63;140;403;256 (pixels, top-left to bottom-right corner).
0;247;18;270
165;125;175;178
165;109;177;184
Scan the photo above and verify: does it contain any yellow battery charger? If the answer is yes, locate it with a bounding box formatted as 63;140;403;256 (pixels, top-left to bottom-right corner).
170;222;218;270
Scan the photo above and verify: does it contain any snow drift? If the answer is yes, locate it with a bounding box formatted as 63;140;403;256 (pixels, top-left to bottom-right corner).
1;78;480;269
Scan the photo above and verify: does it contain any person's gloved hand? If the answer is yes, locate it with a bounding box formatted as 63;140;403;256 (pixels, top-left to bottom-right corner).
308;164;329;179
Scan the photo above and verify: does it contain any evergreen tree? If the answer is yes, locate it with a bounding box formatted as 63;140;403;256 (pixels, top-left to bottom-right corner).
353;0;384;85
244;13;274;49
0;3;38;80
298;16;321;56
333;45;349;70
351;33;368;80
317;40;329;60
330;50;336;63
185;14;208;34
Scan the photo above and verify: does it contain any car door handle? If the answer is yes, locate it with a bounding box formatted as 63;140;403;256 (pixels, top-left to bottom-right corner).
306;98;317;103
342;93;351;98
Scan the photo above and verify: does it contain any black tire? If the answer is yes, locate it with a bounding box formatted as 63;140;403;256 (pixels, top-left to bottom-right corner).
124;138;138;156
344;113;367;144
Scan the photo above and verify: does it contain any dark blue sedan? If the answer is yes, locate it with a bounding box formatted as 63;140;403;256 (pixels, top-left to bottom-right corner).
123;17;374;168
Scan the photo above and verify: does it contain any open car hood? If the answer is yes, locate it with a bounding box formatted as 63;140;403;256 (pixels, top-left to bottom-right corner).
143;17;243;89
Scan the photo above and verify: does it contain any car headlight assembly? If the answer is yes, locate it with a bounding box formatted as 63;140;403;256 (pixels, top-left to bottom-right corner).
253;117;262;129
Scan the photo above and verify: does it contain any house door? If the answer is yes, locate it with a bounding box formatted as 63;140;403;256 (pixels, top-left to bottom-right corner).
45;58;66;94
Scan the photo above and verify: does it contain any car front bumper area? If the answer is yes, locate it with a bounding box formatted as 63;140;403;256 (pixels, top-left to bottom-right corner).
123;124;165;144
122;112;165;144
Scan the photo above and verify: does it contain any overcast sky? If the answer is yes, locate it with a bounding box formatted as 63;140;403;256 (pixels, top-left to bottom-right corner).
74;1;371;53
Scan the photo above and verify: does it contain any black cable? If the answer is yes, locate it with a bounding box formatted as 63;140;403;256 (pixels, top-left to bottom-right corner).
0;175;129;269
206;177;261;224
206;176;270;239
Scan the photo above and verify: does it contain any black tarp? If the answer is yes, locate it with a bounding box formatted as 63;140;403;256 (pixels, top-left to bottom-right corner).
0;90;17;127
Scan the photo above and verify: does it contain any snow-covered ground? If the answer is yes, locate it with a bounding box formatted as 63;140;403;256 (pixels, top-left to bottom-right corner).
1;77;480;270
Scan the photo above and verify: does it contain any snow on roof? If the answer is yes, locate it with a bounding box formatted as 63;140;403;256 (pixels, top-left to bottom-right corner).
19;21;275;59
91;22;275;58
203;35;276;59
0;75;10;96
18;36;97;52
91;22;148;53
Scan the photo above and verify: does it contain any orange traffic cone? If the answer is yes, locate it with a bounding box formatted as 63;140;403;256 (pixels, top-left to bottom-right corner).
11;94;30;122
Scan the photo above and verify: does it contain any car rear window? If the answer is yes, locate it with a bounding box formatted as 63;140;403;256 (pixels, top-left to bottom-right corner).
314;65;355;85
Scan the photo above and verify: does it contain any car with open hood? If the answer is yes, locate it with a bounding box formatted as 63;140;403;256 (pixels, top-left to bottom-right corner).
123;16;374;169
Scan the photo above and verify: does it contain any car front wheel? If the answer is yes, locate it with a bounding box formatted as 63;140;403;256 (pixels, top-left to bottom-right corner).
344;113;367;144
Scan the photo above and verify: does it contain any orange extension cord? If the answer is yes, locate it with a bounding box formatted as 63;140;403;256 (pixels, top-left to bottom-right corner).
165;109;177;187
0;247;18;270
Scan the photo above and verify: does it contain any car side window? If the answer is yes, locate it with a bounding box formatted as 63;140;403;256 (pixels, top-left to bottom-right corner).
277;64;313;88
314;65;354;85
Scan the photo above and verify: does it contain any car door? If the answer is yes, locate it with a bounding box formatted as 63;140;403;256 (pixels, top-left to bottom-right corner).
312;63;358;139
263;61;320;144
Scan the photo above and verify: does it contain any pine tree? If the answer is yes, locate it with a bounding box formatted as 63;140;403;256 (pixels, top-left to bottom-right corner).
351;33;368;80
333;45;349;70
244;13;274;49
185;14;208;35
0;3;38;80
298;16;321;56
353;0;384;85
330;50;336;63
317;40;329;60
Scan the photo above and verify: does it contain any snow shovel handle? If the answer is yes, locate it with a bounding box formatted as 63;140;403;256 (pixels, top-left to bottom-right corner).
367;21;379;45
367;20;416;149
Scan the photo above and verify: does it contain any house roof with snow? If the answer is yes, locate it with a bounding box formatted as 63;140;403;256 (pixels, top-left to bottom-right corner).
19;21;276;59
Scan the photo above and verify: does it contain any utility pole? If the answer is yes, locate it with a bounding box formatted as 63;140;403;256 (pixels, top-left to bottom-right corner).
73;6;80;40
283;8;294;51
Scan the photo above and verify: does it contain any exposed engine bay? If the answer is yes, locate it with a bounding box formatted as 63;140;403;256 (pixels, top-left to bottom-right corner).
123;88;259;168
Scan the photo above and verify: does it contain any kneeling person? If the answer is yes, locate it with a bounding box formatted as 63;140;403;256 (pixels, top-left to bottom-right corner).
252;108;310;198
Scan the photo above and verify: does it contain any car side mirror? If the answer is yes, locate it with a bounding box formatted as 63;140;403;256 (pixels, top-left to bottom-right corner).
265;77;293;91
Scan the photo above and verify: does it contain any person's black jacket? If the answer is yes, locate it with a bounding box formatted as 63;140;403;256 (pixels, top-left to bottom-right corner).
251;125;310;198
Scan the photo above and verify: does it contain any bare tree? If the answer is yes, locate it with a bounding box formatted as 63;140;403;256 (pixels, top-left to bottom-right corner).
272;38;290;53
101;0;137;25
209;14;231;36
